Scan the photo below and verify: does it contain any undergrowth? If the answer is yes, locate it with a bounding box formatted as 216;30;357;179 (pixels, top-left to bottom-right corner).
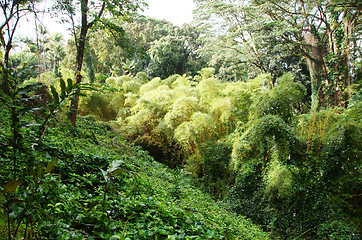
0;115;268;239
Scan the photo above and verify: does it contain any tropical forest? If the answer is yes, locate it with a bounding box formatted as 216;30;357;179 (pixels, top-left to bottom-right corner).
1;0;362;239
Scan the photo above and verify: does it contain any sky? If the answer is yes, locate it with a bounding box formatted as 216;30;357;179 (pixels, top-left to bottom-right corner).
141;0;197;27
15;0;197;40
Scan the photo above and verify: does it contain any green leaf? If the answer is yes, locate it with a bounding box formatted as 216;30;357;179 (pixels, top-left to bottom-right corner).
5;180;22;193
20;122;42;128
17;83;43;95
69;92;87;97
66;78;73;94
60;78;66;99
19;106;43;117
45;157;58;174
37;161;44;178
108;160;125;173
77;93;87;97
111;169;127;176
7;198;25;205
60;78;66;92
100;169;109;182
50;85;59;105
79;83;99;91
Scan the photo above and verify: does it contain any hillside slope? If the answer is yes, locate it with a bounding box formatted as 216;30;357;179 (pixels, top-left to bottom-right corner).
1;115;268;239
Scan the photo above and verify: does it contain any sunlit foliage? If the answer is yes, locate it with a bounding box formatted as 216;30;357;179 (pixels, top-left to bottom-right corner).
78;68;362;239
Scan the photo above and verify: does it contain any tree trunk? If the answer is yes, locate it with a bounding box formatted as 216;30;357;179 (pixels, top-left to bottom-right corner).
303;31;323;109
324;16;354;107
69;32;88;126
341;18;354;104
68;0;106;126
69;0;89;126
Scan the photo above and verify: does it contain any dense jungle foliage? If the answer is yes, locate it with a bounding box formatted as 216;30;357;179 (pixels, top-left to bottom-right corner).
1;0;362;239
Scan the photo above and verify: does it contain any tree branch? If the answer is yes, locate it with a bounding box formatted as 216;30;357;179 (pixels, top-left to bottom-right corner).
87;1;106;29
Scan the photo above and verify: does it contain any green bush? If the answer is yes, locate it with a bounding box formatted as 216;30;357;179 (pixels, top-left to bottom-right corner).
201;142;232;200
225;105;362;238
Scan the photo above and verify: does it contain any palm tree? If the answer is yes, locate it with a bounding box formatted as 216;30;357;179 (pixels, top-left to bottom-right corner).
46;33;66;76
36;25;49;72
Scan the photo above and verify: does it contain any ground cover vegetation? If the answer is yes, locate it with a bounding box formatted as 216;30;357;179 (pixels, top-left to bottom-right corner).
1;0;362;239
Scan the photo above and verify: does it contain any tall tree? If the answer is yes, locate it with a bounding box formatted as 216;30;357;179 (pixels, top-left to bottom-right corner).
35;24;49;72
146;35;189;79
1;0;41;66
121;16;174;73
195;0;362;107
146;23;206;79
52;0;145;126
46;33;66;76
